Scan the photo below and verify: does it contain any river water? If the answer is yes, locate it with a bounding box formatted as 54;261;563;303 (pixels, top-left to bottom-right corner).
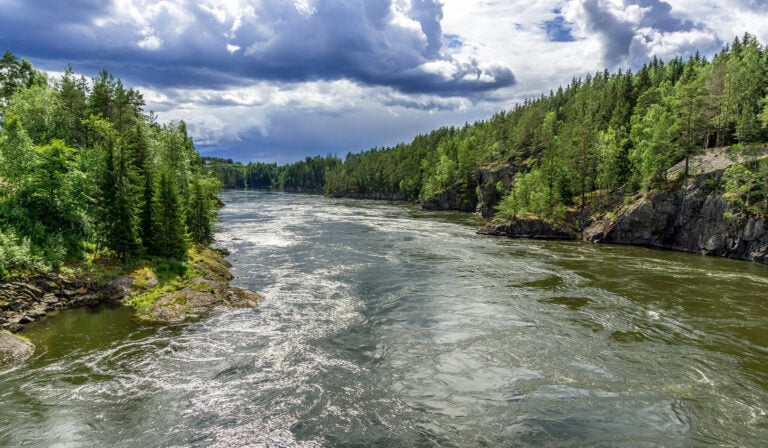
2;190;768;447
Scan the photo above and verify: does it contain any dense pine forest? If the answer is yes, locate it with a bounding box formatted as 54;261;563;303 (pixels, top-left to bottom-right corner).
208;34;768;221
325;34;768;218
0;51;220;279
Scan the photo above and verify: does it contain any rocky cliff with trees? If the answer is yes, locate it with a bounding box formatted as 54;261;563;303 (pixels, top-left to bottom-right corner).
323;34;768;263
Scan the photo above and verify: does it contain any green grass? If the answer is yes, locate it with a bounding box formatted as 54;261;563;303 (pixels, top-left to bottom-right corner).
125;282;183;311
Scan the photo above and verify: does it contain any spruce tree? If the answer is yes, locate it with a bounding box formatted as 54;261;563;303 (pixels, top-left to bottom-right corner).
151;170;187;259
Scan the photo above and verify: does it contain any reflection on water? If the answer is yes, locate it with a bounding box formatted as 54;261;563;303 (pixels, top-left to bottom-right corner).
1;190;767;447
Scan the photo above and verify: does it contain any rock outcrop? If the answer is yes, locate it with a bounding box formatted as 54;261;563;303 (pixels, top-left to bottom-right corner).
1;275;102;333
135;246;262;323
478;171;768;265
0;331;35;369
585;174;768;263
477;218;578;240
421;183;476;212
1;246;261;369
474;162;522;217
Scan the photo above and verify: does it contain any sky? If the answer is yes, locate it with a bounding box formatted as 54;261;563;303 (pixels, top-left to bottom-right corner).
1;0;767;163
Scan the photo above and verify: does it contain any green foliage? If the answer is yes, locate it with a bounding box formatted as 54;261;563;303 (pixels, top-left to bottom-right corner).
152;256;197;283
187;174;219;245
313;35;768;221
495;168;566;221
722;163;757;213
630;102;676;190
0;52;219;275
0;229;50;280
148;170;188;259
202;155;340;192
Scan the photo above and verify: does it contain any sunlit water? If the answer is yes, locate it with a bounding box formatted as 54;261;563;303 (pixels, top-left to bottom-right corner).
2;190;768;447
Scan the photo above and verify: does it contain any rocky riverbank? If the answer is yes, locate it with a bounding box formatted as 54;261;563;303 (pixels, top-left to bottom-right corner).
478;171;768;265
0;245;260;369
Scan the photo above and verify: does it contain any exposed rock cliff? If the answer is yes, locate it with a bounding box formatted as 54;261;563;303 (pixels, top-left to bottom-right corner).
421;183;476;212
585;174;768;263
474;162;522;217
478;171;768;265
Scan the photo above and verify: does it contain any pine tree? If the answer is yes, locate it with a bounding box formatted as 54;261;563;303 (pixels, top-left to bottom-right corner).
187;174;218;245
151;170;187;259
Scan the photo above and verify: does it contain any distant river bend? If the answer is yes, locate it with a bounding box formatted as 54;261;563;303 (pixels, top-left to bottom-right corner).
1;190;767;447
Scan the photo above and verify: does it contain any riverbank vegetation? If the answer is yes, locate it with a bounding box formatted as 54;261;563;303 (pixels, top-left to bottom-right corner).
198;36;768;223
323;34;768;220
0;51;220;280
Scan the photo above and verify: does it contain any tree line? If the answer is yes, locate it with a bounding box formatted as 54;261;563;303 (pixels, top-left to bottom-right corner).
323;34;768;219
201;155;341;192
0;51;220;279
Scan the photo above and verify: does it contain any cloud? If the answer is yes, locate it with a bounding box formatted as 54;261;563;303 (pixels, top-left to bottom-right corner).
0;0;515;97
564;0;721;67
3;0;767;164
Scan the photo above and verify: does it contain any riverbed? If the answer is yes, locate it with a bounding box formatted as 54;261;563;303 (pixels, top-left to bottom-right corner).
1;190;767;447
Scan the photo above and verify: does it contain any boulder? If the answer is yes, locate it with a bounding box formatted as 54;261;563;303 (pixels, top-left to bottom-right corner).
478;218;578;240
101;277;135;302
0;332;35;369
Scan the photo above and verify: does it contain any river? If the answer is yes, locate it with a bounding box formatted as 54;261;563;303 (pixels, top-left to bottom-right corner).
1;190;767;447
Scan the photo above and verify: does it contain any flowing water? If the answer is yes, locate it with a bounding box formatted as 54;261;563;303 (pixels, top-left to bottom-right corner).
2;190;768;447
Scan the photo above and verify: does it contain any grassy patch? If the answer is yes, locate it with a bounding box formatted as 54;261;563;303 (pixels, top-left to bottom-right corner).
125;247;209;311
191;282;214;293
125;282;183;311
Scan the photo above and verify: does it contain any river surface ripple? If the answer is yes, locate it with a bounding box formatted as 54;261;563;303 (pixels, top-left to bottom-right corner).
2;190;768;447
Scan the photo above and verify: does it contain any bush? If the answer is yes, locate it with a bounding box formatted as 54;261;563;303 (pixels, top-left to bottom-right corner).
0;229;50;279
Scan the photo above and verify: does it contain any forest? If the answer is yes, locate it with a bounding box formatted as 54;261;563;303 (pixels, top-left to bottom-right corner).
4;34;768;279
324;34;768;219
201;155;340;192
202;35;768;222
0;51;220;279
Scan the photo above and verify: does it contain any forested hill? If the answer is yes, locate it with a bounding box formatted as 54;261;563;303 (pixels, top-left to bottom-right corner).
0;51;220;279
323;34;768;218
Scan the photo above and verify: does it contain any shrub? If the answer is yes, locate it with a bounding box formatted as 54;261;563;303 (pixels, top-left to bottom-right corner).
0;229;50;279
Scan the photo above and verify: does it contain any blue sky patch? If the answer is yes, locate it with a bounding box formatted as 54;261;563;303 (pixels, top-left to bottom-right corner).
543;16;576;43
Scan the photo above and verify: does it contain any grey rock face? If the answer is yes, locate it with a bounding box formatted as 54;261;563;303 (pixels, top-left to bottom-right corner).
585;174;768;264
421;183;476;212
474;163;521;217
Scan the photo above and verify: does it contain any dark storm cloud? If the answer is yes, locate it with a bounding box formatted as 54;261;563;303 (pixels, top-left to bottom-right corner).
0;0;515;97
576;0;714;67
